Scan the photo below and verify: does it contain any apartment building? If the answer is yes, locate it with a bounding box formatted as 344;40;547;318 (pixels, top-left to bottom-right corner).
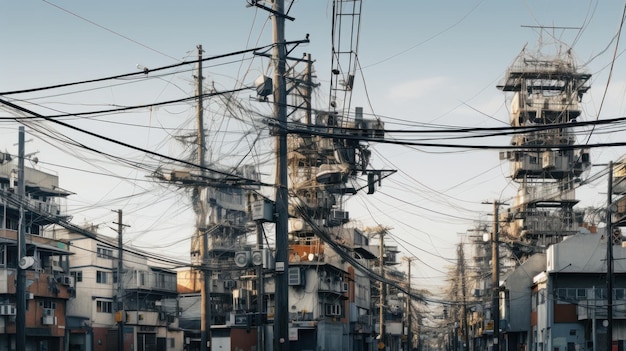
52;227;183;351
0;158;74;351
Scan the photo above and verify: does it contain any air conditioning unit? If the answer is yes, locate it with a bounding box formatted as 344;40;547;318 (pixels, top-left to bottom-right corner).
251;248;274;269
61;275;74;287
325;303;341;316
330;209;349;223
251;249;264;266
288;267;304;286
0;304;16;316
42;316;57;325
234;251;251;268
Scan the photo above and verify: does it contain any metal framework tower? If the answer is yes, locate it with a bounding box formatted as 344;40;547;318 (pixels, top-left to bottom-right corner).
497;45;592;257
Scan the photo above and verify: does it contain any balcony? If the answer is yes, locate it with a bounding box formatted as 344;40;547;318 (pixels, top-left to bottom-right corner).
577;300;626;320
0;268;72;299
289;238;325;263
124;310;179;327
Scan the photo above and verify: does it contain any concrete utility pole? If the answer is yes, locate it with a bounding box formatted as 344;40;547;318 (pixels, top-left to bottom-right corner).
405;257;414;351
379;231;386;350
256;218;265;351
114;209;128;351
194;44;213;351
16;126;26;351
482;200;506;351
272;1;289;350
490;201;502;351
606;161;614;351
457;243;469;351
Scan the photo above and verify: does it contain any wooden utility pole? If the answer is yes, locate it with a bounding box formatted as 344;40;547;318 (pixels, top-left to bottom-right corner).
272;1;289;350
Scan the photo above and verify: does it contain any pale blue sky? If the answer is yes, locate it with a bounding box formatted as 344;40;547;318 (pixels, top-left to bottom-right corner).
2;0;626;291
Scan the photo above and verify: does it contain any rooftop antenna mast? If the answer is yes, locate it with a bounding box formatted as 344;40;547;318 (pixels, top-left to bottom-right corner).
329;0;363;120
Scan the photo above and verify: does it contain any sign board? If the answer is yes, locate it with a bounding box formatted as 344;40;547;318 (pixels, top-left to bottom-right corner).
289;328;298;341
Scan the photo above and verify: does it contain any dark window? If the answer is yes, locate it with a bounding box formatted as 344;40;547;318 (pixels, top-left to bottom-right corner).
96;300;113;313
96;271;108;284
71;271;83;283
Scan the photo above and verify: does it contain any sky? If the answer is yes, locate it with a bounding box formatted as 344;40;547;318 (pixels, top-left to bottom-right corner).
2;0;626;295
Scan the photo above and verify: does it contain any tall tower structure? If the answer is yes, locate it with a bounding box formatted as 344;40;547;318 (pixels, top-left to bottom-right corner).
497;46;592;258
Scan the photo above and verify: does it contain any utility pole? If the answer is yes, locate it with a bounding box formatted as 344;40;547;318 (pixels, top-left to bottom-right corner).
482;200;506;351
492;201;500;351
113;209;128;351
457;243;469;351
256;218;265;351
272;1;289;350
606;161;614;351
194;44;212;351
16;126;26;351
405;257;414;351
379;230;386;350
304;53;313;126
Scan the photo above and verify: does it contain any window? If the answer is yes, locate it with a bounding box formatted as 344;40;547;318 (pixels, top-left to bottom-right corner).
71;271;83;283
594;288;606;299
615;288;625;300
39;300;57;309
96;300;113;313
170;338;175;348
97;247;114;259
96;271;108;284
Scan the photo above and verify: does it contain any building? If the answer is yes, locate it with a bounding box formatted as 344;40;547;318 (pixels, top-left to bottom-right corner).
497;44;592;259
0;157;74;351
498;232;626;351
499;253;546;351
52;227;183;351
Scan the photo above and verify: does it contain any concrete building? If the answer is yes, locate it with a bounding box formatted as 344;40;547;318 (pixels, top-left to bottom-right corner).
499;253;546;351
52;227;183;351
498;232;626;351
0;158;74;351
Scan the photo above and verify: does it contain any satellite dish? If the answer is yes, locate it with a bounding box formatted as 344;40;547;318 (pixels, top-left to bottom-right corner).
19;256;35;269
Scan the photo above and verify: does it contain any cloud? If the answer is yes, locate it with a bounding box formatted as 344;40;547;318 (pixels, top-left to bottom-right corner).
386;76;450;100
